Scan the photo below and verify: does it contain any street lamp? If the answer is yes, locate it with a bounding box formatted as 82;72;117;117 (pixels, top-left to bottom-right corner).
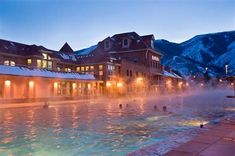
225;64;228;75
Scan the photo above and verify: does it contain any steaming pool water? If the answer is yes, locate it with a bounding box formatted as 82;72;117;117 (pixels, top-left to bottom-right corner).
0;89;235;156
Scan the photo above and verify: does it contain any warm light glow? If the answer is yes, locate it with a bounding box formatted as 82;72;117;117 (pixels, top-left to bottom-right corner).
200;83;204;87
136;77;143;84
29;81;34;88
72;83;77;89
219;79;223;82
88;83;91;90
186;82;189;87
178;81;183;88
54;82;58;88
5;80;11;86
117;82;123;88
106;82;111;87
231;83;234;86
166;80;172;85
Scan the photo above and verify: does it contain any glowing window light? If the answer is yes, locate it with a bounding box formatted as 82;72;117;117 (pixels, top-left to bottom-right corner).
54;82;58;88
72;83;77;89
106;82;111;87
231;83;234;86
186;82;189;87
178;81;183;87
136;77;143;84
29;81;34;88
219;79;223;82
5;80;11;86
88;83;91;90
117;82;123;88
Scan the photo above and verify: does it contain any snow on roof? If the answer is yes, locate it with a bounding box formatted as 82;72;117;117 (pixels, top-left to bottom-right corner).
75;45;97;56
59;53;77;61
0;65;95;80
163;70;182;79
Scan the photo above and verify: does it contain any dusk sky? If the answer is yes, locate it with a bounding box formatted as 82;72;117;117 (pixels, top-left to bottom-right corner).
0;0;234;51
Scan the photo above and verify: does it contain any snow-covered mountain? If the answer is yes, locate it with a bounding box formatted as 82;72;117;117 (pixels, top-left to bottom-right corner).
76;31;235;77
154;31;235;77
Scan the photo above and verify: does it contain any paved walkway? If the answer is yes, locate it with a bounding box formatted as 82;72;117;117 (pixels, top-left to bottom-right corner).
164;116;235;156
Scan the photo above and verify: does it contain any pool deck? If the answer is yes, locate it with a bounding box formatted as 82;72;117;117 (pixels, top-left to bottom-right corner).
164;116;235;156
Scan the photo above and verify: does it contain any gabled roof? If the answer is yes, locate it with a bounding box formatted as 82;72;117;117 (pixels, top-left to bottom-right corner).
59;42;74;53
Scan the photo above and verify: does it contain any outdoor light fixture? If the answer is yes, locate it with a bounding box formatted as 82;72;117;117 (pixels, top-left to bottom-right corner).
72;82;77;89
117;82;123;88
88;83;91;90
54;82;58;88
219;79;223;82
29;81;34;88
106;82;111;87
5;80;11;86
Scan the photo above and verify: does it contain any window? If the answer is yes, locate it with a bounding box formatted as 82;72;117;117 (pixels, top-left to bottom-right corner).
81;66;85;71
37;53;53;69
85;66;89;71
99;65;103;70
104;41;110;49
99;71;103;76
37;60;42;68
27;59;32;66
76;67;80;72
4;60;9;66
122;38;129;47
48;61;52;70
10;61;15;66
4;60;15;66
57;67;61;71
42;60;47;68
65;68;71;72
90;66;94;70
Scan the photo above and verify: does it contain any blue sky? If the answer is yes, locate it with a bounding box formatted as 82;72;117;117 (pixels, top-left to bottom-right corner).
0;0;234;51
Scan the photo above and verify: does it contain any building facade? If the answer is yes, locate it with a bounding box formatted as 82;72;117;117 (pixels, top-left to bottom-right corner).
0;32;182;102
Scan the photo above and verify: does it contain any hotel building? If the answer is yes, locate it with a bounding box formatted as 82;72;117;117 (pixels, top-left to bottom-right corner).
0;32;182;102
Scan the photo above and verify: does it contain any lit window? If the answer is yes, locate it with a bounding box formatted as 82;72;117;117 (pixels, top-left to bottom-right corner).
99;71;103;76
90;66;94;70
37;60;42;68
57;67;61;71
65;68;71;72
27;59;32;65
10;61;15;66
81;66;85;71
48;55;51;60
99;65;103;70
48;61;52;69
76;67;80;72
42;53;48;60
85;66;89;71
42;60;47;68
4;60;9;66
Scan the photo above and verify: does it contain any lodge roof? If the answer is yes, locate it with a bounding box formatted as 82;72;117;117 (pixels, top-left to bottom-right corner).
0;65;95;80
59;42;74;53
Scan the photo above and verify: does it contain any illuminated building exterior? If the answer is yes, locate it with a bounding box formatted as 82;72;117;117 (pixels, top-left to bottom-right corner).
0;32;182;102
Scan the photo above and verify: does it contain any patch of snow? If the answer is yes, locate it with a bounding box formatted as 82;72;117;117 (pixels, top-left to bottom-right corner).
0;65;95;80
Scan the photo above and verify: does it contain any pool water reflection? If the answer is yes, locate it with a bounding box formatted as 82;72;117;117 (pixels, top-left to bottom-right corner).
0;89;235;156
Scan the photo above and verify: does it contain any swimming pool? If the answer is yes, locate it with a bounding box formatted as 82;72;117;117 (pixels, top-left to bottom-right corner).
0;89;234;156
